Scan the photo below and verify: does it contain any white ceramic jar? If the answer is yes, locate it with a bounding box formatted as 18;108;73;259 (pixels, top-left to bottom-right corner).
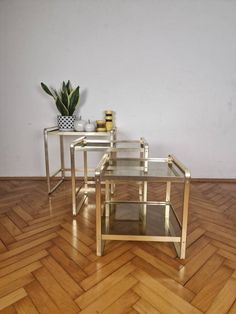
85;120;96;132
74;116;86;131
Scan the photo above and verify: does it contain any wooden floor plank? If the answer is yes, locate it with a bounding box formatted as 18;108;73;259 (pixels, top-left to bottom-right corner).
14;296;39;314
102;290;139;314
133;282;182;314
0;234;57;262
0;180;235;312
15;221;61;241
61;222;94;246
12;206;33;223
52;236;90;268
0;304;17;314
127;309;139;314
56;229;92;256
0;242;52;269
211;239;236;255
76;262;136;309
79;275;138;314
22;216;66;232
0;250;48;278
0;274;34;298
191;265;233;312
132;256;195;302
218;248;236;263
0;262;42;289
132;269;202;314
133;298;161;314
48;245;87;283
187;227;205;248
8;228;61;250
25;280;61;314
185;253;224;293
205;231;236;249
131;246;181;282
80;251;135;291
0;224;15;246
0;289;27;311
184;235;211;262
0;240;7;253
84;242;134;275
224;258;236;270
228;301;236;313
179;244;217;284
33;266;79;314
41;255;84;298
206;278;236;313
0;217;21;237
6;211;27;230
137;242;182;271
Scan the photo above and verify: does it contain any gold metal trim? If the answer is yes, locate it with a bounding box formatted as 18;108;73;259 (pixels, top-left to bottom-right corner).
101;235;181;242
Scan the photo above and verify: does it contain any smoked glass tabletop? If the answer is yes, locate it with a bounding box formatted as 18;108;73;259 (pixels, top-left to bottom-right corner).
75;140;146;150
100;158;185;181
101;203;181;237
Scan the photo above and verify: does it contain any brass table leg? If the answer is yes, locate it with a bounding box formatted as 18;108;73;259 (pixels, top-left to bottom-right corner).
165;181;171;235
96;175;104;256
44;127;64;195
180;178;190;259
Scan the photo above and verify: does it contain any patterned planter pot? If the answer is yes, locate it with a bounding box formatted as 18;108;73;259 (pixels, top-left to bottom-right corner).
57;115;76;131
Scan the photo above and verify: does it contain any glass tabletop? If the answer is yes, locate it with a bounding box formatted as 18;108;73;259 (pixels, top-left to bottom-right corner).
101;203;181;237
74;139;147;151
100;158;185;181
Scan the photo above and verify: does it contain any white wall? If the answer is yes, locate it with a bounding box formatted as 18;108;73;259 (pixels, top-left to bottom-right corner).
0;0;236;178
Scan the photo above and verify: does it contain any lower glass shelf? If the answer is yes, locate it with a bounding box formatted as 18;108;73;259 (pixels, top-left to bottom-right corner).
101;202;181;239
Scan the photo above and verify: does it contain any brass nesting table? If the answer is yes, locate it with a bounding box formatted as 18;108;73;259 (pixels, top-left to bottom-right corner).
43;126;116;194
70;137;149;216
95;155;191;259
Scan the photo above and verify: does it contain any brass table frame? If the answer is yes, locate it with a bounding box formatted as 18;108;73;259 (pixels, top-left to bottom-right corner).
43;126;116;194
70;137;149;216
95;155;191;259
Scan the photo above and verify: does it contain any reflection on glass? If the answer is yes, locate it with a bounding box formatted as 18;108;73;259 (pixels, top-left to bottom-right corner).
101;203;181;237
103;159;184;179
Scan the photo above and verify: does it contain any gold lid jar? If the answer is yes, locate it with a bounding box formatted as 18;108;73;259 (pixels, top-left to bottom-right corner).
105;110;113;131
105;120;113;131
96;120;106;131
105;110;112;115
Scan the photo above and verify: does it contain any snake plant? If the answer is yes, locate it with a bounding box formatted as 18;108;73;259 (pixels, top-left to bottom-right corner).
41;80;80;116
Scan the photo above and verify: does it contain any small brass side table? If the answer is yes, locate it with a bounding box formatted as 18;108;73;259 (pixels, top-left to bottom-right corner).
43;126;116;194
70;137;149;216
95;155;191;259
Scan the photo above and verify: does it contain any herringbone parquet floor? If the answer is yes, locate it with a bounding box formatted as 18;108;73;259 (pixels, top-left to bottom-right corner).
0;179;236;313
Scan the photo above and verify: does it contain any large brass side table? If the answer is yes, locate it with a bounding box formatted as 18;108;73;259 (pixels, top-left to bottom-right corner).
70;137;149;215
95;155;191;259
43;126;116;194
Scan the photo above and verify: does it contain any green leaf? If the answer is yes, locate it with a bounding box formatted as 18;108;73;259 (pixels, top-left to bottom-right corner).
66;80;72;94
41;82;55;99
52;88;59;98
56;96;69;116
62;81;67;92
68;85;80;115
60;88;69;110
41;80;80;116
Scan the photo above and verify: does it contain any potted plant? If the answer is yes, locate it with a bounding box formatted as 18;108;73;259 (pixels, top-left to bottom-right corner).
41;80;80;131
